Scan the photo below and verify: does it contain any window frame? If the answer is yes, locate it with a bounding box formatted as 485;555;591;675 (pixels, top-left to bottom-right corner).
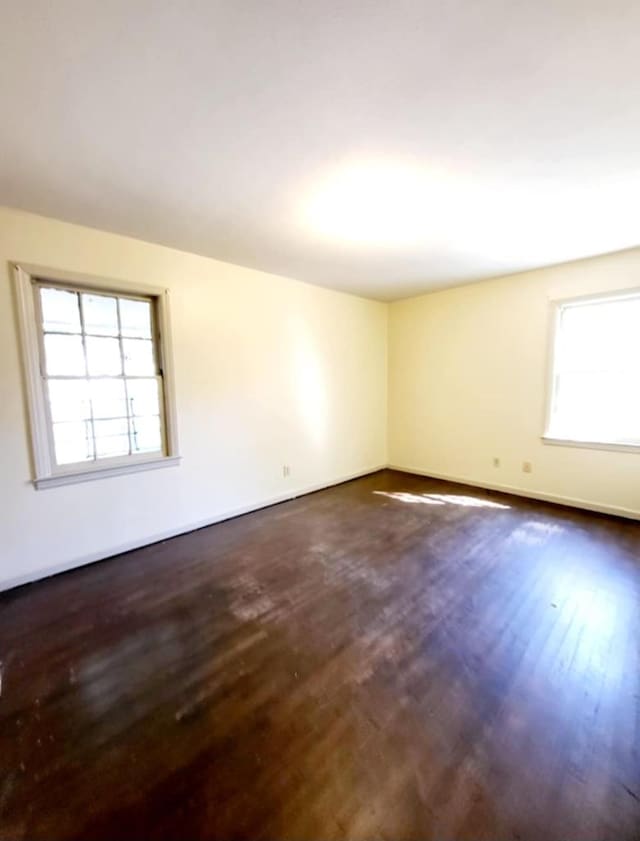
542;287;640;454
13;263;181;489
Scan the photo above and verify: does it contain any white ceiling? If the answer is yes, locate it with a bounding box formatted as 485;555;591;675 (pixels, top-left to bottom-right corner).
1;1;640;301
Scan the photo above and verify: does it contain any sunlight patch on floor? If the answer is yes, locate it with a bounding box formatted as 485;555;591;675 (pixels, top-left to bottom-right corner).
374;490;510;509
511;520;565;545
425;493;510;509
373;491;444;505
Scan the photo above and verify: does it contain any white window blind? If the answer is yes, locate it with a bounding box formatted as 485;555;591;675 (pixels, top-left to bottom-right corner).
546;292;640;448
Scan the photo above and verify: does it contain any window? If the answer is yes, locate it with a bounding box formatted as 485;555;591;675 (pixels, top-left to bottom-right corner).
544;289;640;451
13;265;180;488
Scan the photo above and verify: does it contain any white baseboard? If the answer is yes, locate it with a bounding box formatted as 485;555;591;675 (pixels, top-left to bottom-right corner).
4;461;637;594
388;464;640;521
0;464;387;594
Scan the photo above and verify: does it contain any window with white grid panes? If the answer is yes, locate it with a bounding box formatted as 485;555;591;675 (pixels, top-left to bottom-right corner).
36;283;166;466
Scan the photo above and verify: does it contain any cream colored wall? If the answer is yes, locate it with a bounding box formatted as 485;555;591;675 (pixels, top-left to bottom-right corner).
0;207;388;590
389;249;640;519
3;206;638;593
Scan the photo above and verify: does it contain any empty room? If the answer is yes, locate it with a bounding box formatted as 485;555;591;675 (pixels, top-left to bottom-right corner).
1;2;639;840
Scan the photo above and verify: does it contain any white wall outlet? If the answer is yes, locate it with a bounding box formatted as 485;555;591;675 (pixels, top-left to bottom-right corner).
283;465;291;477
522;461;532;473
493;457;500;468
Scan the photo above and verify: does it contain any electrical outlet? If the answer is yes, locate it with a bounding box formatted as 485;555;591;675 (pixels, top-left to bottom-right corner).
282;465;290;478
493;457;500;468
522;461;532;473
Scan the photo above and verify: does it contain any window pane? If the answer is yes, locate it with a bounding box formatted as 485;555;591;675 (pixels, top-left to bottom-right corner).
550;295;640;443
555;370;640;443
120;298;152;338
44;334;86;376
94;418;130;458
130;415;162;453
90;379;127;419
86;336;122;376
40;288;81;333
53;421;93;464
83;294;119;336
123;339;155;376
48;379;90;422
127;378;160;417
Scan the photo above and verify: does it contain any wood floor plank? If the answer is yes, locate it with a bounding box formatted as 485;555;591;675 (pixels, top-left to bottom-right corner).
0;470;638;840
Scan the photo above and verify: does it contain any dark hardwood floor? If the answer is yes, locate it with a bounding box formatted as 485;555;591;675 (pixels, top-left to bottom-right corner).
1;470;639;840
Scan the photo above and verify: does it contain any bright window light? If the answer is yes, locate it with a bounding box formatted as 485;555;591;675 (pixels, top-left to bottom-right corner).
545;291;640;448
13;265;180;489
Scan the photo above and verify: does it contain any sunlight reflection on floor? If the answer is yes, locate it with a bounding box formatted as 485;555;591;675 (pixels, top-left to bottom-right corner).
426;493;510;509
373;490;510;509
511;520;565;546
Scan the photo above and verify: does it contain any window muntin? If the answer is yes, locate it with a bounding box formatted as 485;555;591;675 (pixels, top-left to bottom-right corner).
546;292;640;448
36;283;165;467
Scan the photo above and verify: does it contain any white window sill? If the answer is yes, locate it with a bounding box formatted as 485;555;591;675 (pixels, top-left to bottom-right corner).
34;455;181;489
542;436;640;455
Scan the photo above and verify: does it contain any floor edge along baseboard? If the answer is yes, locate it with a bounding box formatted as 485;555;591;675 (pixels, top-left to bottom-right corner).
0;464;387;594
388;464;640;522
4;462;637;594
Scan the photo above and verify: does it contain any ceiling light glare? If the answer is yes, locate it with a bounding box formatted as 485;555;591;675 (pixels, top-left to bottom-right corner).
303;161;454;248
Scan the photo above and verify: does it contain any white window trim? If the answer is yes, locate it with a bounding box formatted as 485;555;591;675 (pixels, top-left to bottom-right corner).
542;286;640;455
13;263;181;489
